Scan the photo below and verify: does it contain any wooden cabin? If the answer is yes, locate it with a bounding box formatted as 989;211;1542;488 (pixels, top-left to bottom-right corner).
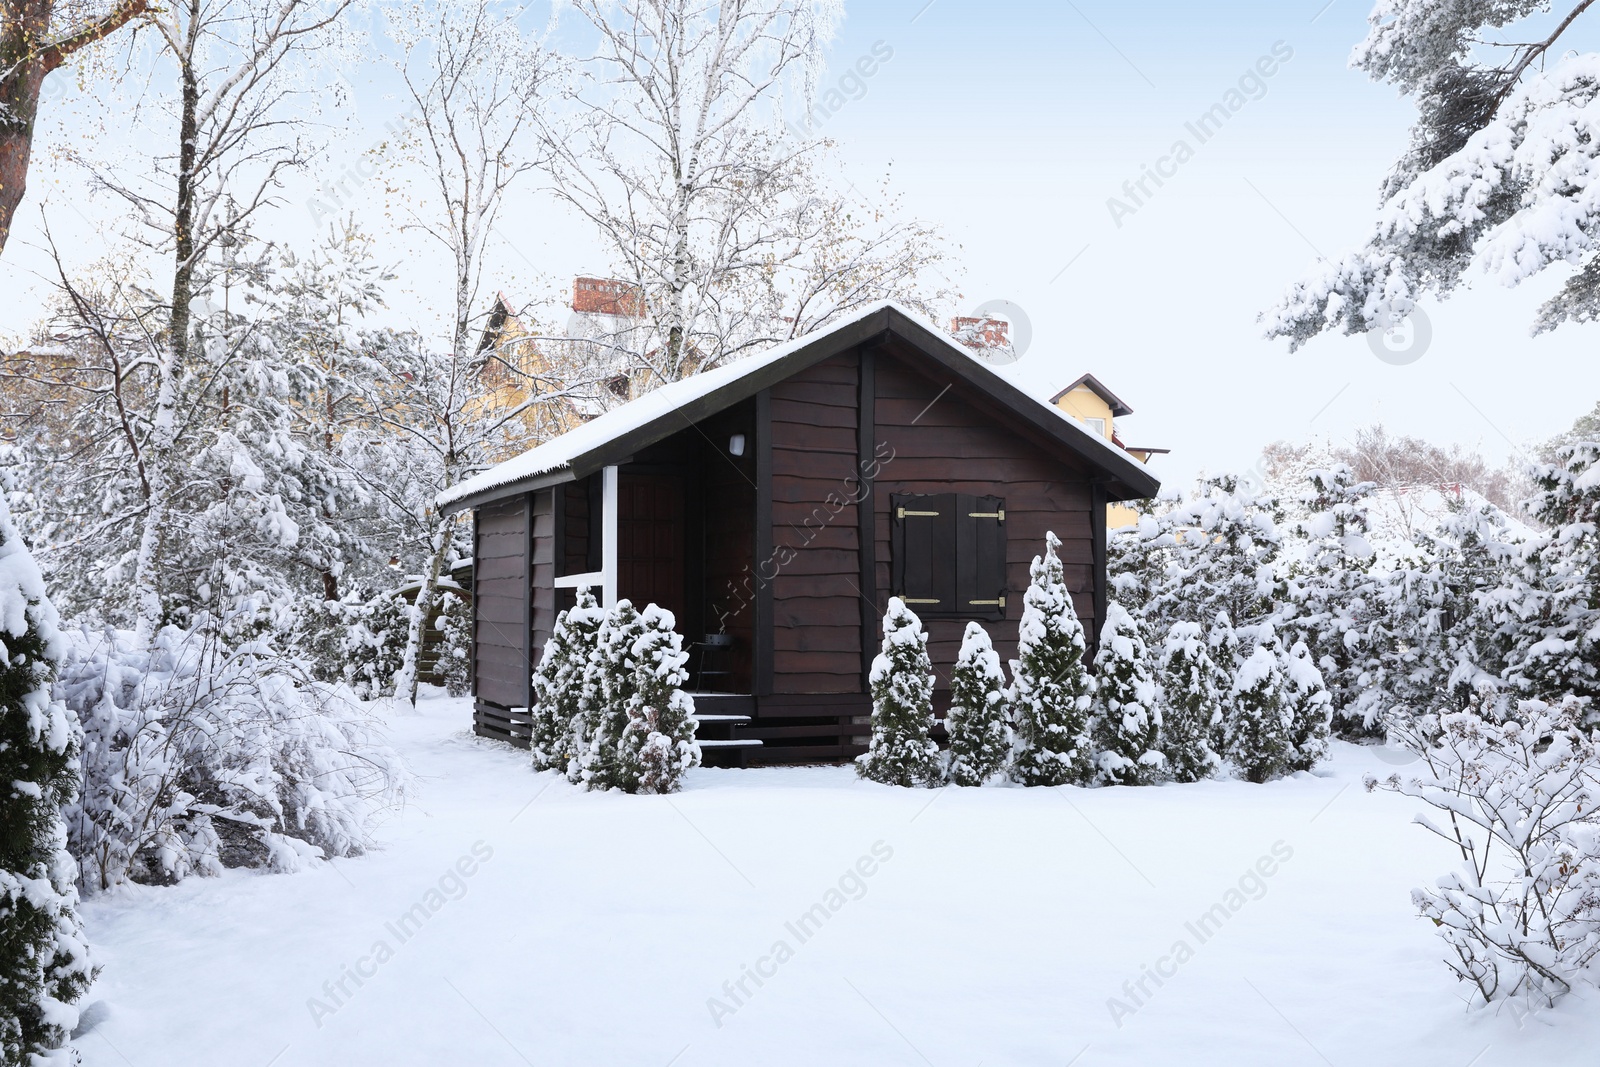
437;302;1160;764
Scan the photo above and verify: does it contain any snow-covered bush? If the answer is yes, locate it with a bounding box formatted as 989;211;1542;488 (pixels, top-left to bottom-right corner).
1281;639;1333;773
59;622;407;893
0;497;92;1063
1093;602;1163;786
945;622;1010;786
572;599;647;790
617;606;701;794
1223;636;1292;784
858;598;941;788
567;599;701;793
1009;532;1095;786
1156;621;1223;783
336;592;413;701
530;591;604;773
1370;695;1600;1007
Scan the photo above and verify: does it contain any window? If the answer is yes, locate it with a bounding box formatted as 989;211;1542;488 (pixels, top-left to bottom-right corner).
890;493;1007;619
1081;416;1106;437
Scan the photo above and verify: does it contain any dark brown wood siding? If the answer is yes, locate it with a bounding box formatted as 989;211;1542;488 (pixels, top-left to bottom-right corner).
768;352;864;695
473;496;531;709
871;345;1098;683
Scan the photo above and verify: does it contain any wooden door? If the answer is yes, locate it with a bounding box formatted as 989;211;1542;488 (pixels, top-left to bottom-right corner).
618;470;687;624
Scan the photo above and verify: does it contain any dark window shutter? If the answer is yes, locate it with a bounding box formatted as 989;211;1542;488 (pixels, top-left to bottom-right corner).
955;494;1007;619
891;493;955;611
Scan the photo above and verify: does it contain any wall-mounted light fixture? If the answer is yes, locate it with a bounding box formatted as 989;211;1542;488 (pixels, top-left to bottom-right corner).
728;433;746;457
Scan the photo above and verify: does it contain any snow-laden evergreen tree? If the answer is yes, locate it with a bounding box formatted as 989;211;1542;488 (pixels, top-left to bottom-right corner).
1207;611;1241;754
572;600;647;791
617;605;701;794
1156;621;1223;784
1263;0;1600;344
1284;466;1387;734
0;496;92;1065
1224;633;1294;784
1145;475;1286;643
530;590;605;774
433;591;473;697
857;598;942;788
1505;443;1600;712
945;622;1010;787
1093;603;1164;786
1281;639;1334;773
1009;532;1096;787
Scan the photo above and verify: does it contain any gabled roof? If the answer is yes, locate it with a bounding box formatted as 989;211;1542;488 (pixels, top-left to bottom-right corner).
439;302;1161;514
1049;372;1134;418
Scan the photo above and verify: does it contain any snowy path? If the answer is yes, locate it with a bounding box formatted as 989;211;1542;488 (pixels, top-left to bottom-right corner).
73;692;1600;1066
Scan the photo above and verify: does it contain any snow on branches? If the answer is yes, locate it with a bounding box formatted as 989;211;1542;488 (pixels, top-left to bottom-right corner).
1370;695;1600;1006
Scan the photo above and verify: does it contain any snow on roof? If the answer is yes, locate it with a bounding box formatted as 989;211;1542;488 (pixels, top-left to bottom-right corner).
438;300;1147;510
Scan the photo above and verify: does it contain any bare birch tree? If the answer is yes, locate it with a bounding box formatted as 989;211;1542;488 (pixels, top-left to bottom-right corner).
543;1;952;384
380;0;555;706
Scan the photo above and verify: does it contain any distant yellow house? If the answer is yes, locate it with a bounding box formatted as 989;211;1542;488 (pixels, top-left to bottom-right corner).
1049;373;1166;529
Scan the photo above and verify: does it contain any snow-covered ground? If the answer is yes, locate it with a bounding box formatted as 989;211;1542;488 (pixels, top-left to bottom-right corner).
72;691;1600;1066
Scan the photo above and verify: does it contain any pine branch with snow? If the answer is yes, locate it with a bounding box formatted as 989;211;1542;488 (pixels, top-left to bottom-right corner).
1093;603;1164;786
945;622;1010;787
857;598;942;788
1008;532;1096;787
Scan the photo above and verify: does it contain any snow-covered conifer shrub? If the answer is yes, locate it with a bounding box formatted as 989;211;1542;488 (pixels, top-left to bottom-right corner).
618;605;701;794
857;598;942;788
945;622;1010;786
1281;639;1333;773
1223;635;1293;784
339;592;413;701
1370;695;1600;1007
530;590;605;773
1284;466;1386;735
572;600;646;790
1092;603;1164;785
59;621;407;892
1156;621;1223;783
0;497;93;1063
1009;532;1095;786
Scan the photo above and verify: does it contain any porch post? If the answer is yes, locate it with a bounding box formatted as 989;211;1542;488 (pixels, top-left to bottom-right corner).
602;464;619;607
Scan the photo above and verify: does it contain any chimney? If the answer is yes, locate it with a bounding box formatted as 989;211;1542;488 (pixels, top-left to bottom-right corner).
951;315;1010;351
573;276;645;318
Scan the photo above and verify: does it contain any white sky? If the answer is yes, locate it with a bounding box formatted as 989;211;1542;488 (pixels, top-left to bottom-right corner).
4;0;1596;490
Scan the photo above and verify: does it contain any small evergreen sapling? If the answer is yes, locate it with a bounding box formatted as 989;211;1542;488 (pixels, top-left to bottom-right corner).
1224;633;1294;783
618;605;701;794
1157;621;1223;783
1092;603;1164;785
946;622;1010;786
1009;532;1096;786
530;590;605;773
1281;639;1334;773
857;598;942;787
0;496;93;1064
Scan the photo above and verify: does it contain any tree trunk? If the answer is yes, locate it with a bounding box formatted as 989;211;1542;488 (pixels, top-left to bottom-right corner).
131;9;199;646
1;0;151;255
393;519;449;708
